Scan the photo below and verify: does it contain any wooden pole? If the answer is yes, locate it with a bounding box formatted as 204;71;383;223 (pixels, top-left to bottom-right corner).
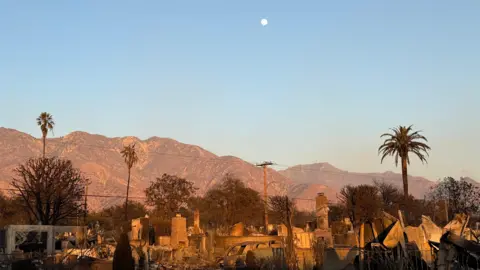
84;185;88;224
256;161;274;234
263;165;268;232
444;199;449;222
359;223;365;270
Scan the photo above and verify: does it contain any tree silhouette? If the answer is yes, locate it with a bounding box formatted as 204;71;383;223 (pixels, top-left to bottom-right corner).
91;201;148;230
373;179;403;214
429;177;480;220
144;174;197;220
112;233;134;270
378;125;430;200
11;157;89;225
269;195;297;270
197;174;263;228
36;112;55;158
121;143;138;221
338;184;382;228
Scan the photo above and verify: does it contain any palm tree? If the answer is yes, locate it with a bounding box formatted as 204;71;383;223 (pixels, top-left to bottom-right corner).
36;112;55;158
121;143;138;221
378;125;431;200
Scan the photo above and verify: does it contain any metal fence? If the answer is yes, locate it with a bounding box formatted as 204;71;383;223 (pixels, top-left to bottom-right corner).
445;248;480;270
359;248;433;270
0;254;13;269
356;246;480;270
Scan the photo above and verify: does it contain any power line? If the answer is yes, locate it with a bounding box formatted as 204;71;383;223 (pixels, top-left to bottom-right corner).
1;141;353;205
0;188;145;200
1;141;354;194
0;187;316;201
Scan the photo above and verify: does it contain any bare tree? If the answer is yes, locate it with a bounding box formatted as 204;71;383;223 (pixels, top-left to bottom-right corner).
121;143;138;221
36;112;55;158
11;157;89;225
269;195;298;270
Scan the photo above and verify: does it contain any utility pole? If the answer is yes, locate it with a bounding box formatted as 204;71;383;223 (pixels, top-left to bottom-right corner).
444;198;449;222
84;185;88;225
256;161;274;234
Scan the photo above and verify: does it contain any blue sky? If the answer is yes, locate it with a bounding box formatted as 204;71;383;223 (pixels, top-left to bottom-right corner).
0;1;479;181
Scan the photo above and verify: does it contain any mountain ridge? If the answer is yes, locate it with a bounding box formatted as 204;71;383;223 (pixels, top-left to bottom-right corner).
1;127;467;211
0;127;289;210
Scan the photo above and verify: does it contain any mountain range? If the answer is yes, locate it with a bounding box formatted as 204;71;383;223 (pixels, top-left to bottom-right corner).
0;127;459;211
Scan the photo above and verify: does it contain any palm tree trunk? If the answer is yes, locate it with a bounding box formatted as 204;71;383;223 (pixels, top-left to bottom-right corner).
401;157;408;200
125;168;131;221
42;135;46;158
285;198;297;270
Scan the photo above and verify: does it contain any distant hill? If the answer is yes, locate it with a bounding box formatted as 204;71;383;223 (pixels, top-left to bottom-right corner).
0;127;463;212
279;162;438;209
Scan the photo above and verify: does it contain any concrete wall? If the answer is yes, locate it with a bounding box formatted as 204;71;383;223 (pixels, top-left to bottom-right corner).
153;222;170;237
296;232;314;249
156;236;171;246
131;217;149;241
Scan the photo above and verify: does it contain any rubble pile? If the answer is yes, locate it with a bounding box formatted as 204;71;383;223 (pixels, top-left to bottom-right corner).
351;210;480;269
4;192;480;270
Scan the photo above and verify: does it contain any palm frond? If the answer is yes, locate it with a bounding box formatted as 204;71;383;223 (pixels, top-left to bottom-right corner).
380;132;395;138
121;143;139;169
410;148;428;164
378;125;430;166
36;112;55;137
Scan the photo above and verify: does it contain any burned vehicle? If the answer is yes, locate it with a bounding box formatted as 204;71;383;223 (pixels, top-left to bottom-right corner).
219;240;286;269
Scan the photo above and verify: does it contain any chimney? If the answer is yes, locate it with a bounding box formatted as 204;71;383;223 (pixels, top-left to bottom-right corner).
316;193;328;211
316;192;329;231
194;209;200;229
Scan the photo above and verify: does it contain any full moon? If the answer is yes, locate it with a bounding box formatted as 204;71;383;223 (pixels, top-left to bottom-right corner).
260;19;268;26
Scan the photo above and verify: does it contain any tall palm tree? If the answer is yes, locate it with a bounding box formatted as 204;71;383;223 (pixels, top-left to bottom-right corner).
121;143;138;221
378;125;431;200
36;112;55;158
